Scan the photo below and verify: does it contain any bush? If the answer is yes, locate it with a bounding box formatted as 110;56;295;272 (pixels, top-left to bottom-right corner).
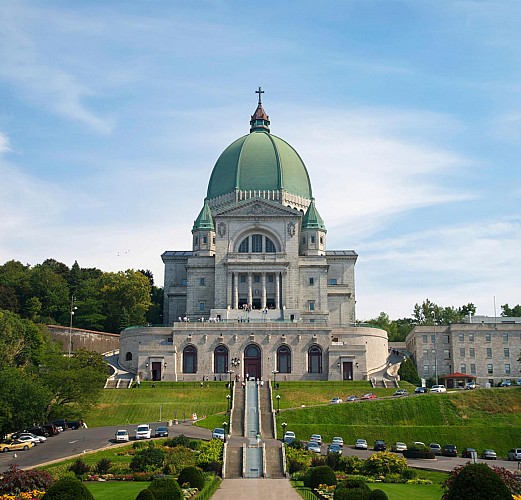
130;447;165;472
164;435;190;448
68;458;91;477
306;465;337;489
177;466;205;490
340;455;365;474
95;458;112;475
136;489;156;500
147;477;183;500
403;449;435;459
325;452;343;471
333;479;371;500
164;445;197;476
196;439;223;474
311;455;326;467
0;464;54;493
42;477;94;499
287;439;304;450
369;490;388;499
443;463;512;500
363;451;407;476
491;465;521;495
400;468;417;480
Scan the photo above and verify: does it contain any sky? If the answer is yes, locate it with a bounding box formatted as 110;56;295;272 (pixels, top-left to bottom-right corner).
1;0;520;321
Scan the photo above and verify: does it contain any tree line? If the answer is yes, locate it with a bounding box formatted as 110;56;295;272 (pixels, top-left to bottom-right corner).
0;259;163;333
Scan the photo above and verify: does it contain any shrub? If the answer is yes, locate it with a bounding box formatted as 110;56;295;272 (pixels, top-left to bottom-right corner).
68;458;91;477
177;466;205;490
369;489;388;499
340;455;365;474
0;464;54;494
311;455;326;467
286;446;312;474
443;463;512;500
147;477;183;500
42;477;94;499
403;449;435;459
133;441;146;449
363;451;407;476
135;489;156;500
95;458;112;475
196;439;223;473
287;439;304;450
491;465;521;495
164;445;197;476
400;468;417;480
333;479;371;500
306;465;337;489
164;435;190;448
130;447;165;472
325;452;343;471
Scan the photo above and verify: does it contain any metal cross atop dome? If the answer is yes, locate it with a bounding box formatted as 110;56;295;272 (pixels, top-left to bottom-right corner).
255;86;264;104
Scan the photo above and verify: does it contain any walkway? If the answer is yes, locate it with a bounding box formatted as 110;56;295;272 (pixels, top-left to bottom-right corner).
211;479;301;500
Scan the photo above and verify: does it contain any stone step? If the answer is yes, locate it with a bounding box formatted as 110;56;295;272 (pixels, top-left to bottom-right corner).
259;386;274;439
264;446;285;478
225;446;243;479
231;385;245;436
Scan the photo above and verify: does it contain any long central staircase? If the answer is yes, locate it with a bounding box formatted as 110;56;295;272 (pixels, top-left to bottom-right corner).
223;380;285;479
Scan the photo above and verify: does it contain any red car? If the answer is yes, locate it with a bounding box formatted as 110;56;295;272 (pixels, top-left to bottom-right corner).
362;393;377;400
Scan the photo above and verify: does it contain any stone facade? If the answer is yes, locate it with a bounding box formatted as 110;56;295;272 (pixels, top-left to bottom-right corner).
405;317;521;386
47;325;120;355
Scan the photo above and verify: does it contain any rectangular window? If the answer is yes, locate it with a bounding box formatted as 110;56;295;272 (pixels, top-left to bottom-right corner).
240;275;246;283
328;278;337;285
431;334;435;343
460;364;466;373
254;275;260;283
459;333;464;342
194;236;198;245
310;236;315;244
487;364;493;375
486;348;492;358
199;302;205;311
422;335;428;344
202;236;208;244
199;277;205;286
469;348;475;358
309;277;314;285
443;349;450;360
422;349;428;356
181;279;187;286
503;333;509;342
468;333;474;342
251;234;262;253
504;348;510;358
443;335;450;344
459;348;465;358
268;274;274;283
302;237;306;244
320;236;323;244
485;332;491;342
423;365;429;374
505;364;511;374
308;301;315;311
431;349;436;355
470;364;476;374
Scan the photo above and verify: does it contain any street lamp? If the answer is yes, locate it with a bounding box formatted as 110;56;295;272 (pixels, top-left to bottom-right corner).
226;394;231;413
230;357;241;380
276;394;281;413
222;421;228;443
272;369;279;388
432;311;438;385
68;295;78;358
281;421;287;439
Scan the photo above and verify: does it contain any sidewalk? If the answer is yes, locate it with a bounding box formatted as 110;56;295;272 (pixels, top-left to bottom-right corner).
211;479;301;500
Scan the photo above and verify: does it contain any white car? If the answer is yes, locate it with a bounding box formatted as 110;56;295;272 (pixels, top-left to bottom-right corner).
115;429;129;442
329;397;342;404
430;385;447;393
306;442;322;453
135;424;151;439
355;439;368;450
332;437;344;447
16;434;46;445
212;428;226;441
284;431;296;444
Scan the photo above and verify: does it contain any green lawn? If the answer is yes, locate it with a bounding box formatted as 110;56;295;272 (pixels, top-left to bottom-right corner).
368;482;443;500
86;481;151;500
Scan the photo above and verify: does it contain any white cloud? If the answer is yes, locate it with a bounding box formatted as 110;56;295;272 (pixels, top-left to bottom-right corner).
0;133;11;153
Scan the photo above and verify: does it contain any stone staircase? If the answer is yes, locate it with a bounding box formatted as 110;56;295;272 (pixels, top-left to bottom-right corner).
224;445;243;479
264;446;285;478
231;383;245;436
259;385;275;439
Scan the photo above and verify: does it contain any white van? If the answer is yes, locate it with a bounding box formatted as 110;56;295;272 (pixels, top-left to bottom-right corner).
135;424;151;439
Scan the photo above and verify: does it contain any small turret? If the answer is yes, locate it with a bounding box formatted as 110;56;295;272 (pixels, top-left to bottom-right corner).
192;199;215;256
300;199;327;255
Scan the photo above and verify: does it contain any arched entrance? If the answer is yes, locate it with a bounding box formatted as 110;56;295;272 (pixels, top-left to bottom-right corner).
244;344;261;380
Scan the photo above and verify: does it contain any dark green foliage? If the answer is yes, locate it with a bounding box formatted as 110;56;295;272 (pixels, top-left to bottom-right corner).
443;463;512;500
164;434;190;448
135;489;156;500
311;455;326;467
42;477;94;499
325;451;343;470
306;465;337;489
491;465;521;495
339;478;370;490
130;447;165;472
397;356;421;386
333;479;371;500
400;468;417;480
368;489;388;499
147;477;183;500
95;457;112;475
177;466;205;490
0;464;53;493
287;439;304;450
68;458;91;477
340;456;365;474
288;458;306;474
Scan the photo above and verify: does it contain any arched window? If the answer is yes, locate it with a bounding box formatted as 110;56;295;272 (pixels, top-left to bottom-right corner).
238;238;249;253
245;344;260;357
214;345;229;374
308;345;322;374
237;234;277;253
183;345;197;374
125;352;133;361
277;345;291;373
265;237;275;253
251;234;263;252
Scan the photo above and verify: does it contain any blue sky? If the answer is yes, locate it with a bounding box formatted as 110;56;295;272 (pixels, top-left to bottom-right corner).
1;0;520;320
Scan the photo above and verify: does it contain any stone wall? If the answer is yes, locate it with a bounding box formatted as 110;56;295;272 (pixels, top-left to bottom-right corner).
46;325;119;354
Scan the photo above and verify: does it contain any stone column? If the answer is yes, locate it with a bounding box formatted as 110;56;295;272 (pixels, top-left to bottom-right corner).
233;272;239;310
248;272;253;307
275;273;280;309
261;272;267;309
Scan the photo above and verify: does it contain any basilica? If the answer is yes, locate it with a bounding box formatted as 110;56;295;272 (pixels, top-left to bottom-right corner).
119;92;391;383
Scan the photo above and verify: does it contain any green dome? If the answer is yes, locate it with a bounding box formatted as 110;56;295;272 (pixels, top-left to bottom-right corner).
206;104;313;201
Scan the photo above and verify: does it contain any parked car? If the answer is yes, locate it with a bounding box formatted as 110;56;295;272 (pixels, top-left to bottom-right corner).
309;434;322;445
374;440;386;451
413;441;426;448
329;397;342;404
51;419;84;430
306;442;322;454
345;395;359;402
13;433;46;444
462;447;477;458
443;444;458;457
393;389;409;397
391;442;407;452
135;424;151;440
25;426;49;438
332;437;344;447
464;382;477;390
1;440;34;453
414;387;428;394
328;444;342;455
355;439;368;450
284;431;296;445
481;449;497;460
429;443;442;455
115;429;129;442
430;385;447;393
362;393;377;400
499;380;512;387
507;448;521;461
212;428;225;441
42;424;60;436
155;426;169;438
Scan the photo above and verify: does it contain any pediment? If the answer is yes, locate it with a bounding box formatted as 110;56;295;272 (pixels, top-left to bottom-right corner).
214;198;302;218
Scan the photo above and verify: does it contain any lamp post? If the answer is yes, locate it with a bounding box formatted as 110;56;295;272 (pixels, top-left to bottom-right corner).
222;421;228;443
432;311;438;385
68;295;78;358
226;394;231;413
276;394;281;413
281;421;287;440
272;369;279;388
230;357;240;381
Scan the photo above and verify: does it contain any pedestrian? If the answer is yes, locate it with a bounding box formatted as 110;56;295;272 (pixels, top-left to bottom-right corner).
152;381;155;388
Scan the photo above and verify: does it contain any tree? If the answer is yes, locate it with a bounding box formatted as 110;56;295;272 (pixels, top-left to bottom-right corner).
501;303;521;317
398;356;421;386
28;264;69;323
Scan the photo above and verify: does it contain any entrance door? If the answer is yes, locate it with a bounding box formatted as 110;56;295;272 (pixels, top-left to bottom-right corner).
152;362;162;381
244;344;261;380
342;361;353;381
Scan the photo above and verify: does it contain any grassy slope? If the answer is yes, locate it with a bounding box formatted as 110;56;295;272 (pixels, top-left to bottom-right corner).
85;481;150;500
